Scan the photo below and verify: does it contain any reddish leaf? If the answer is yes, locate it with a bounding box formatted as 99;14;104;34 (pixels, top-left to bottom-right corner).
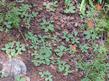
96;4;102;11
87;19;94;28
71;45;77;51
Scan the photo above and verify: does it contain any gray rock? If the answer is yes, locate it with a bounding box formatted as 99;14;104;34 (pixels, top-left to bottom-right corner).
2;58;27;77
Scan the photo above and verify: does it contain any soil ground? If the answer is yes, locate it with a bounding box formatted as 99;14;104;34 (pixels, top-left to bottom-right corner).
0;0;97;81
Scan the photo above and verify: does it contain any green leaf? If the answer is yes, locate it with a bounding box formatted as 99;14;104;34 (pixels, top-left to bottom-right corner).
1;41;26;58
80;0;86;15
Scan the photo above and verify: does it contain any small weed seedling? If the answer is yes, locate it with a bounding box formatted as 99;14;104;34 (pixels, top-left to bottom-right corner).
63;31;80;44
64;0;75;13
25;31;38;49
43;1;58;12
93;44;107;60
17;4;37;28
40;20;54;32
84;29;99;40
25;32;51;49
93;44;107;57
1;41;26;58
56;60;72;75
63;31;72;42
95;16;109;33
39;71;53;81
32;46;52;66
19;4;37;28
79;44;89;53
54;45;67;57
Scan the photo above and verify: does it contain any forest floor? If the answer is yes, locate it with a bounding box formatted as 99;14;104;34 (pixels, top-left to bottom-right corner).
0;0;108;81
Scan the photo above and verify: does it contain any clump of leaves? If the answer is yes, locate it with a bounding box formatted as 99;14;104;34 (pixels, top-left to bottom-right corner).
25;32;52;66
56;60;72;75
18;4;37;28
0;2;37;30
54;45;68;57
63;31;72;42
40;20;54;32
32;46;52;66
64;0;76;13
79;44;89;53
78;59;107;81
25;32;51;49
84;29;99;40
63;31;80;44
95;16;109;33
93;44;107;59
77;43;108;81
25;32;38;49
85;8;96;19
5;7;20;29
43;1;58;12
0;1;18;30
39;71;53;81
1;41;26;58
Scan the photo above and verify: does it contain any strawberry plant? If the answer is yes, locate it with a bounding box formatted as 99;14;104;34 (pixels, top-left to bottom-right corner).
84;29;99;40
1;41;26;58
63;31;80;44
64;0;76;13
54;45;68;57
56;60;72;75
25;32;52;49
25;32;52;66
32;46;52;66
43;1;58;12
40;20;54;32
79;44;89;53
25;32;38;49
18;4;37;28
63;31;72;42
39;71;53;81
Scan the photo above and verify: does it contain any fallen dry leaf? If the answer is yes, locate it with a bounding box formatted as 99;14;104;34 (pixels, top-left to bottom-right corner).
71;44;77;51
96;4;102;11
87;19;94;28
